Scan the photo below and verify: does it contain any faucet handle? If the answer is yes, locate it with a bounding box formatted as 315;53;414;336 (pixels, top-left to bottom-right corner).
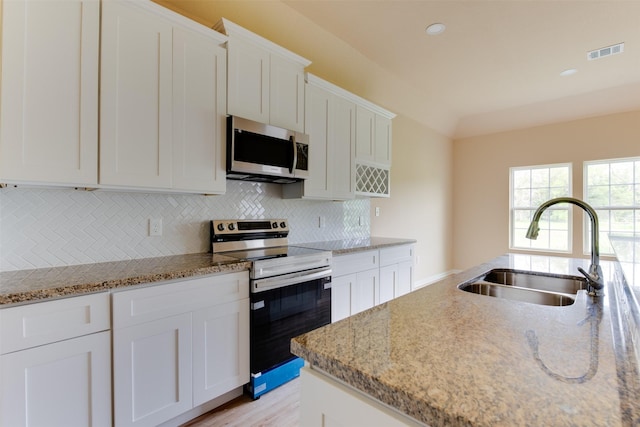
577;267;605;297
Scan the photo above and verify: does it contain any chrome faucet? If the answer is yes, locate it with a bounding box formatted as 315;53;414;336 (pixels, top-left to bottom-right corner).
525;197;604;296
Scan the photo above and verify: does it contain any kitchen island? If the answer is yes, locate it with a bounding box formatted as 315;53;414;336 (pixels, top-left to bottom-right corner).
291;251;640;426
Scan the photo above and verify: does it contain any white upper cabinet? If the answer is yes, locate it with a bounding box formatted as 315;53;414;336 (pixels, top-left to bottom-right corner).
374;114;392;165
100;0;227;193
299;82;333;199
0;0;99;186
172;28;227;194
100;0;173;189
355;106;375;164
355;105;394;168
283;74;356;200
215;18;310;132
333;96;357;199
354;101;395;198
269;54;306;131
226;37;270;125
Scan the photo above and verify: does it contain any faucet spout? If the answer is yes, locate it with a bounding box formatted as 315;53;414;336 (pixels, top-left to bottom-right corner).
526;197;604;296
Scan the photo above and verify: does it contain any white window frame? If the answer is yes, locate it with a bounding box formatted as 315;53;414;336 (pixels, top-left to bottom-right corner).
583;157;640;256
509;163;572;253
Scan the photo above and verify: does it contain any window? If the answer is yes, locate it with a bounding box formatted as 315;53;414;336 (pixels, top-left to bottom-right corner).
584;157;640;255
510;164;571;251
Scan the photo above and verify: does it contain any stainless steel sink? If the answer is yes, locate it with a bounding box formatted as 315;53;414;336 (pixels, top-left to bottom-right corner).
459;282;576;306
458;269;587;307
482;269;587;294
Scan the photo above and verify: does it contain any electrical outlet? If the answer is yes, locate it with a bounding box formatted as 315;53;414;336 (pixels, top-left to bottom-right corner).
375;207;380;217
149;218;162;236
319;216;326;228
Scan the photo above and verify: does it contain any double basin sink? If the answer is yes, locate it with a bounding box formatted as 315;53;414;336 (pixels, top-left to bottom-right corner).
458;269;587;307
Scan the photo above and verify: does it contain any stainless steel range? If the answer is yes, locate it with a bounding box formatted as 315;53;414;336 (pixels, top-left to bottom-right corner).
211;219;332;399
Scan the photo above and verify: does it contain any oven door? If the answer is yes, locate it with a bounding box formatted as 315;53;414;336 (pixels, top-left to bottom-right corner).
249;270;331;375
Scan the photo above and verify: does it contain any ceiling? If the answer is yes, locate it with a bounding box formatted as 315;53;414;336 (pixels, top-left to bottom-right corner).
159;0;640;138
281;0;640;138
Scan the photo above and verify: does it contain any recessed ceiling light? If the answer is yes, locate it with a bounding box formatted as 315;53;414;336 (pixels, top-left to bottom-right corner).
560;68;578;77
425;23;446;36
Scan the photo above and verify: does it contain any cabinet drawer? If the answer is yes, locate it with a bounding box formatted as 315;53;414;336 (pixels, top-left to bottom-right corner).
332;250;379;277
379;244;414;267
112;271;249;329
0;292;110;354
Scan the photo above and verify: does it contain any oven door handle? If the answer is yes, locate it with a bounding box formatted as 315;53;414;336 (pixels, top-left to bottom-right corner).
252;267;332;293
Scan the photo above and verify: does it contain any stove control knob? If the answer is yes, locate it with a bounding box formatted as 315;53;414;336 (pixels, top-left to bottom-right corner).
216;223;225;231
280;221;286;228
272;221;278;229
228;223;235;231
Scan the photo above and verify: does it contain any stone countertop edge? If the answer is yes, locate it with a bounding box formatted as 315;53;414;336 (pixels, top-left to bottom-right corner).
0;253;251;307
291;253;640;427
296;237;416;254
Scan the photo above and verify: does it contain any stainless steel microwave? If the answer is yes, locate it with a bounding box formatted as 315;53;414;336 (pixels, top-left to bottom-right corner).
226;116;309;184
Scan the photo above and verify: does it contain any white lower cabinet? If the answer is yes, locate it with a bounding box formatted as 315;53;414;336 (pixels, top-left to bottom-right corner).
332;244;414;322
331;274;353;322
113;313;193;427
300;367;422;427
112;271;250;427
379;245;415;304
331;250;379;323
192;299;250;406
0;293;112;427
351;268;379;316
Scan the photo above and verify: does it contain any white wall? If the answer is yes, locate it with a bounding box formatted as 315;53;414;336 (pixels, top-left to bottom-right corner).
452;109;640;270
370;115;454;286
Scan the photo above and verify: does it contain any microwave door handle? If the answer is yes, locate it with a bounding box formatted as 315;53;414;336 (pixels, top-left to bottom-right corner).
289;135;296;174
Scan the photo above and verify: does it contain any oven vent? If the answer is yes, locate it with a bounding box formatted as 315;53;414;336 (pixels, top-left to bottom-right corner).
587;42;624;60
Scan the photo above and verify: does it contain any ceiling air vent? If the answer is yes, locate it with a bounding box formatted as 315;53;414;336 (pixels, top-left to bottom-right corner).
587;42;624;60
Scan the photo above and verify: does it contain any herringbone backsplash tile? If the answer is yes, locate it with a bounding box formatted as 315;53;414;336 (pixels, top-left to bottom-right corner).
0;181;370;271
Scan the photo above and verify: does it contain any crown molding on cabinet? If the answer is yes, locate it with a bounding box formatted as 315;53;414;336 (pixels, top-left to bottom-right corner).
306;73;396;120
130;0;228;45
213;17;311;67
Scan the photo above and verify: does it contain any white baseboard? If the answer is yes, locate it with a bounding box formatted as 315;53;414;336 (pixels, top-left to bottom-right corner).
413;269;459;289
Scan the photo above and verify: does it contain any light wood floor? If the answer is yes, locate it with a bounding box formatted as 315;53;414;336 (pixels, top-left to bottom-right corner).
182;378;300;427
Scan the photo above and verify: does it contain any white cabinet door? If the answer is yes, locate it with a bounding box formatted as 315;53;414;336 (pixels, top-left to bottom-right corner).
0;0;99;186
302;83;332;199
100;0;173;189
331;274;354;323
374;115;392;166
332;96;356;200
226;35;305;132
1;331;111;427
113;313;193;427
270;54;305;132
379;264;397;304
226;37;270;124
355;105;375;163
397;260;414;297
352;269;379;315
192;299;250;406
172;27;227;194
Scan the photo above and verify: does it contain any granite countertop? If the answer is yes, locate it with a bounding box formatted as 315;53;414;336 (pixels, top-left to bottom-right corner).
0;237;415;307
0;253;251;307
297;236;416;255
292;253;640;426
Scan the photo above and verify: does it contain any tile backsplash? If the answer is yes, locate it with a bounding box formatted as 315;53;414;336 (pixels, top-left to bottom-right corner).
0;181;370;271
